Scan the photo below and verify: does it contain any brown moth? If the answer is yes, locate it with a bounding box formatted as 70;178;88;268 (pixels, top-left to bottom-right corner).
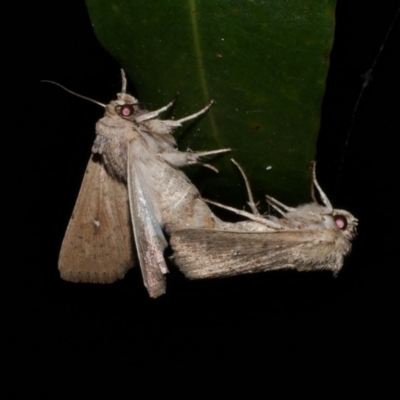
170;159;358;279
43;70;230;298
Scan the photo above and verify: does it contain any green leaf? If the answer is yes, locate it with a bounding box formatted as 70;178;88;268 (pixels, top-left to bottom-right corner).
86;0;335;208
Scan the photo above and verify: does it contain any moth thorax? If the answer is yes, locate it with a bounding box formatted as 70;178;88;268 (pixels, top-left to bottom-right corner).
102;139;129;182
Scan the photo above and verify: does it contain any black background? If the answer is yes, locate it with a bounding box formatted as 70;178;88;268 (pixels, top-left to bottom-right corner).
12;1;399;390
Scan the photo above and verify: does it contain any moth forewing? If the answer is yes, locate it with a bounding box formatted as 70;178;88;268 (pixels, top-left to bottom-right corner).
59;155;134;283
170;228;346;279
127;144;168;298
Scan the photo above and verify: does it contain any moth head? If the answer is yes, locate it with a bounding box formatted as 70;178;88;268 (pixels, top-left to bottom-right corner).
269;162;356;238
331;208;358;240
107;70;141;119
309;163;358;239
281;203;357;239
111;96;141;120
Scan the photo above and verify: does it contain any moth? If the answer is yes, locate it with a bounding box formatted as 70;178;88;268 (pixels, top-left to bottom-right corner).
170;159;358;279
43;70;230;298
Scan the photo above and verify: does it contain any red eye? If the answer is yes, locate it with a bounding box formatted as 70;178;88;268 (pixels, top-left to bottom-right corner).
118;104;134;116
334;215;348;230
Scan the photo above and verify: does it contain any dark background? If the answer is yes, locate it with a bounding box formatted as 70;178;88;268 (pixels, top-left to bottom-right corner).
13;1;398;388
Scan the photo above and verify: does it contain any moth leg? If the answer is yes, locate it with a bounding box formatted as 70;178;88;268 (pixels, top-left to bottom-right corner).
184;148;231;172
159;148;231;172
231;159;259;215
265;195;297;215
203;198;282;229
174;100;214;124
146;100;215;129
136;93;179;122
194;163;218;173
191;149;231;158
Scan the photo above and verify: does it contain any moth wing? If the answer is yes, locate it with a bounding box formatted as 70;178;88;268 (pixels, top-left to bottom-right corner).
170;228;340;279
127;143;169;298
59;155;134;283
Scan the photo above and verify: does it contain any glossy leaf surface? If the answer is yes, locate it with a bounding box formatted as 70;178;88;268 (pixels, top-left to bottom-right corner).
86;0;336;207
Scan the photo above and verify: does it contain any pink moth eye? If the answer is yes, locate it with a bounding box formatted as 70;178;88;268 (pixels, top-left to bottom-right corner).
117;104;134;117
334;215;348;230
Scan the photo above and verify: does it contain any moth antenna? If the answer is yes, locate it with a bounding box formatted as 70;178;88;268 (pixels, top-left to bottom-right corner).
120;69;127;94
312;162;333;210
231;159;259;215
311;163;318;204
41;80;106;108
